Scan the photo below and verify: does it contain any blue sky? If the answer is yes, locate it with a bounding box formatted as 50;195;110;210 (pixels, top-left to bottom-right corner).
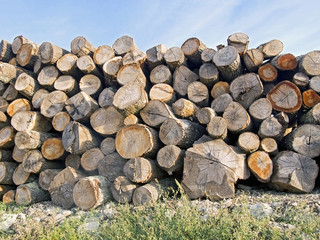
2;0;319;55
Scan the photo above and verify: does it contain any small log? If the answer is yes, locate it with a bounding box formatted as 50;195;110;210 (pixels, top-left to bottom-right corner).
213;46;242;82
270;53;297;71
16;43;38;69
132;182;159;206
247;151;273;183
237;132;260;154
6;98;31;117
71;36;96;57
157;145;184;175
271;151;319;193
12;163;37;185
62;121;102;155
93;45;115;66
98;87;115;108
56;53;82;77
65;91;98;123
117;63;146;86
124;114;140;126
123;157;166;184
223;101;252;134
14;131;58;150
98;152;127;182
149;83;176;105
267;80;302;113
3;190;15;204
122;49;147;66
187;81;209;107
12;146;28;163
258;63;278;82
48;166;86;209
201;48;216;63
309;76;320;94
12;36;34;54
31;89;49;109
0;126;15;149
15;181;50;205
257;39;283;59
260;138;278;156
2;84;20;101
15;73;39;99
54;75;79;97
41;138;66;160
298;50;320;76
0;98;8;113
111;176;137;204
100;137;115;155
199;63;219;88
173;65;199;97
0;162;17;184
140;100;176;128
80;148;105;172
196;107;216;125
33;56;43;74
146;44;167;70
40;90;68;118
38;42;68;64
112;35;136;56
73;175;112;210
39;169;61;191
172;98;199;120
243;48;264;72
102;56;122;86
299;102;320;124
206;116;228;140
115;124;161;159
248;98;272;124
76;55;103;78
0;62;20;84
292;72;309;91
52;112;71;132
65;154;81;170
11;111;52;132
227;32;249;55
149;64;172;85
113;80;148;116
37;66;60;90
164;47;186;70
210;81;230;99
210;93;233;115
181;37;206;67
258;116;284;142
159;118;206;148
79;74;102;99
0;40;14;62
303;89;320;109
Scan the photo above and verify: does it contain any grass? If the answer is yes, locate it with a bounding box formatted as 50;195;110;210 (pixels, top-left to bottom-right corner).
0;188;319;240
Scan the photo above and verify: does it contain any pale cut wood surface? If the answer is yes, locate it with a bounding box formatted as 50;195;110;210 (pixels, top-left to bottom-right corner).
150;64;172;85
173;65;199;97
258;63;278;82
71;36;96;57
39;169;62;191
210;93;233;115
247;151;273;183
93;45;115;66
172;98;198;120
112;35;136;56
54;75;79;97
12;163;37;185
80;148;104;172
237;132;260;154
6;98;31;117
32;89;49;109
181;37;207;67
146;44;167;70
11;111;52;132
40;90;68;118
38;42;68;64
227;32;249;55
257;39;283;59
157;145;184;175
187;81;209;107
41;138;66;160
199;63;219;88
149;83;175;104
223;101;251;133
100;137;115;155
164;47;186;70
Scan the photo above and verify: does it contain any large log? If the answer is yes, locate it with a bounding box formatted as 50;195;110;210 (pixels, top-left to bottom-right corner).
76;55;103;78
303;89;320;109
122;49;147;67
110;176;137;204
39;169;62;191
98;87;115;108
0;62;20;84
117;63;146;87
157;145;184;175
15;73;40;99
164;47;186;70
80;148;104;172
243;48;264;72
102;56;122;86
37;66;60;90
247;151;273;183
210;81;230;99
56;53;82;77
40;90;68;118
79;74;102;99
258;116;284;142
12;35;34;54
11;111;52;132
31;89;49;109
98;152;127;182
270;53;297;71
146;44;167;70
149;65;172;85
12;163;37;185
201;48;216;63
309;76;320;94
298;50;320;76
12;146;28;163
0;162;17;185
181;37;206;67
237;132;260;154
112;35;136;56
206;116;228;140
173;65;199;97
299;102;320;124
71;36;96;57
93;45;115;66
38;42;68;64
100;137;116;155
257;39;283;59
15;181;50;205
227;32;249;55
248;98;272;125
196;107;216;125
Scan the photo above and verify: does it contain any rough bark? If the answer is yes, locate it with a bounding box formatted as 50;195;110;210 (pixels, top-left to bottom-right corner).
98;152;127;182
38;42;68;64
15;181;50;205
227;32;249;55
299;102;320;124
110;176;137;204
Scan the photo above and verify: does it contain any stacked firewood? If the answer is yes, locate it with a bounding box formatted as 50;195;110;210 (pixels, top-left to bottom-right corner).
0;33;320;209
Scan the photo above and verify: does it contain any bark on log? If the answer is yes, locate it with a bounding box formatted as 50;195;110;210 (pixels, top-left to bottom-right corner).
54;75;79;97
31;89;49;109
196;107;216;125
117;63;146;87
247;151;273;183
260;137;278;156
39;169;61;191
12;36;34;54
15;73;39;99
150;65;172;85
41;138;66;160
237;132;260;154
270;53;297;71
164;47;186;71
3;190;15;204
298;50;320;76
38;42;68;64
112;35;136;56
15;181;50;205
199;63;219;88
201;48;216;63
157;145;184;175
0;40;14;63
0;149;12;162
270;151;318;193
243;48;264;72
149;83;175;105
76;55;103;78
303;89;320;109
65;154;81;170
7;98;31;117
210;81;230;99
98;152;127;182
146;44;167;70
187;81;209;107
100;137;115;155
56;53;82;77
98;87;115;108
14;131;58;150
79;74;102;99
73;175;112;210
71;36;96;57
210;93;233;115
111;176;137;204
227;32;249;55
115;124;161;159
258;116;284;142
12;146;28;163
206;116;228;140
11;111;52;132
12;163;37;185
248;98;272;124
0;162;17;184
299;102;320;124
40;90;68;118
257;39;283;59
181;37;207;67
80;148;104;172
0;111;9;129
52;111;71;132
122;49;147;67
93;45;115;66
258;63;278;82
0;126;15;149
0;98;8;113
173;65;199;97
16;43;39;69
102;56;122;86
172;98;198;120
37;66;60;90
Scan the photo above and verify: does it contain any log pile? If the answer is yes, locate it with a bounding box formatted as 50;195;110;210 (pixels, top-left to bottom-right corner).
0;33;320;209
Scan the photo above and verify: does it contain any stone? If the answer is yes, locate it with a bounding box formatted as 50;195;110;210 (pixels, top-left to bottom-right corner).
250;203;273;219
78;219;100;233
0;214;18;231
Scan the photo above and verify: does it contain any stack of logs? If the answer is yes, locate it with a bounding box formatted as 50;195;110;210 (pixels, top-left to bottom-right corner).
0;32;320;210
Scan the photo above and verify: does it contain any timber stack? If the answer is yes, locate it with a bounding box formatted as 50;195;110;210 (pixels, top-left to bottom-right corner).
0;33;320;209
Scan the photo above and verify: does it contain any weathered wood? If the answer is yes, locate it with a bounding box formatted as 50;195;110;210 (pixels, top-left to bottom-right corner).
65;91;98;123
210;93;233;115
243;48;264;72
159;118;205;148
237;132;260;154
39;169;62;191
0;40;14;62
12;36;34;54
31;89;49;109
247;151;273;183
150;64;172;85
0;62;20;84
111;176;137;204
98;87;115;108
298;50;320;76
11;111;52;132
33;56;43;74
40;90;68;118
73;175;112;210
206;116;228;140
48;166;86;209
80;148;104;172
258;63;278;82
12;163;37;185
71;36;96;57
0;149;12;162
113;80;148;116
12;146;28;163
146;44;167;70
210;81;230;99
196;107;216;125
0;82;6;96
0;126;15;149
98;152;127;182
149;83;175;105
3;190;15;204
292;72;309;91
56;53;82;77
213;46;242;82
260;138;278;156
187;81;209;107
115;124;161;159
14;131;58;150
41;138;66;160
0;111;9;129
181;37;206;67
16;43;39;69
15;73;39;99
140;100;176;128
117;63;146;86
65;154;81;170
16;181;50;205
172;98;199;120
199;63;219;88
257;39;283;59
7;98;31;117
112;35;137;56
0;97;8;113
39;42;68;64
54;75;79;97
76;55;103;78
309;76;320;94
270;53;297;71
248;98;272;124
299;102;320;124
227;32;249;55
37;65;60;90
267;80;302;113
173;65;199;97
132;182;159;206
201;48;216;63
93;45;115;66
52;112;71;132
79;74;102;99
122;49;147;67
164;47;186;70
124;114;140;126
62;121;102;155
258;116;284;142
303;89;320;109
223;101;252;134
102;56;122;86
2;84;20;101
271;151;319;193
100;137;115;155
157;145;184;175
0;162;17;184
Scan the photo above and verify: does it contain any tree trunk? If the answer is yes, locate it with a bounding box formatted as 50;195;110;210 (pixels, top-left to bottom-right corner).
159;118;205;148
71;36;96;57
0;126;15;149
52;111;71;132
16;43;39;69
54;75;79;97
227;32;249;55
258;63;278;82
199;63;219;88
39;169;62;191
15;181;50;205
149;83;176;105
41;138;66;160
247;151;273;183
15;72;40;99
196;107;216;125
98;152;127;182
267;80;302;113
12;163;37;185
62;121;102;155
79;74;102;99
187;81;209;107
6;98;31;117
73;175;112;210
93;45;115;66
112;35;136;56
39;42;68;64
248;98;272;125
146;44;167;70
260;137;278;156
298;50;320;76
303;89;320;109
213;46;242;82
48;166;86;209
237;132;260;154
258;116;284;142
98;87;115;108
270;151;318;193
172;98;199;121
300;102;320;124
11;111;52;132
40;90;68;118
111;176;137;204
65;154;81;170
56;53;82;77
173;65;199;97
257;39;283;59
157;145;184;175
80;148;104;172
270;53;297;71
150;65;172;85
14;131;58;150
0;162;17;184
12;146;28;163
102;56;122;86
210;81;230;99
31;89;49;109
210;93;233;115
243;48;264;72
3;190;15;204
181;37;206;67
164;47;186;70
115;124;161;159
100;137;115;155
37;66;60;90
206;116;228;140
